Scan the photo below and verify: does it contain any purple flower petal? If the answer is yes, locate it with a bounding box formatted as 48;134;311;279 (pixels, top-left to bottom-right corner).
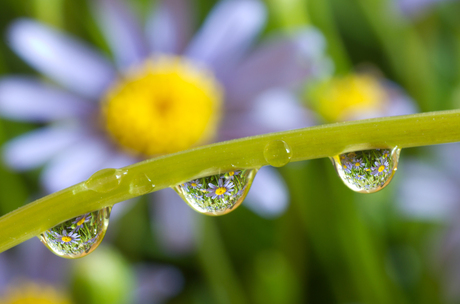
226;28;331;107
3;125;85;171
40;137;113;192
245;166;289;218
0;77;94;122
185;0;266;74
150;189;197;255
146;0;192;54
220;88;315;140
92;0;149;68
397;160;460;221
8;19;116;99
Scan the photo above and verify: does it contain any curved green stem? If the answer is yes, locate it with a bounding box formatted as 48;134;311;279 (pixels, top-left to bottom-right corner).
0;110;459;253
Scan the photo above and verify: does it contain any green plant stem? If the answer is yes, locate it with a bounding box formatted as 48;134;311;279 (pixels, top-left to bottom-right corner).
0;110;459;253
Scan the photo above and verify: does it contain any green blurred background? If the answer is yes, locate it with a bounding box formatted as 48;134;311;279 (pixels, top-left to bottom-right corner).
0;0;459;303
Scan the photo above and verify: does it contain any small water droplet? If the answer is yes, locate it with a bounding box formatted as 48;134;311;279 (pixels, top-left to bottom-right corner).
264;140;292;167
129;173;155;195
174;169;257;216
85;168;125;193
39;207;111;259
331;147;400;193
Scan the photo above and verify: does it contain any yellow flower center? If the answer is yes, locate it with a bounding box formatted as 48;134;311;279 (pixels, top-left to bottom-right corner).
229;171;235;176
104;56;222;156
215;187;227;195
61;236;72;243
354;162;360;167
191;182;197;187
1;281;72;304
77;217;86;226
378;165;385;172
311;74;386;122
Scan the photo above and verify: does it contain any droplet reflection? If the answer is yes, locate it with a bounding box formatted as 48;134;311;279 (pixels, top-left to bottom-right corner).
331;147;400;193
39;207;111;259
174;169;257;216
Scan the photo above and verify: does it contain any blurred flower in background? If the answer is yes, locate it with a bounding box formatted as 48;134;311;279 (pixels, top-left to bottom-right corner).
307;72;417;123
396;0;455;16
0;239;183;304
0;0;329;254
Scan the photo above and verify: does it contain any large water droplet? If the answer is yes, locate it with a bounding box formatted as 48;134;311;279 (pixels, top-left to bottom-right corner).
264;140;292;167
129;173;155;196
39;207;111;259
331;147;400;193
174;169;257;216
85;168;125;193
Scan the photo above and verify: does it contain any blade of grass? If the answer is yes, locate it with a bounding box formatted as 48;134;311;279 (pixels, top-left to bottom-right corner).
0;110;459;253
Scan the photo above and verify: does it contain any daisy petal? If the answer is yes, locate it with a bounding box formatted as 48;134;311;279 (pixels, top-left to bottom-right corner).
226;28;331;106
8;19;116;99
219;88;315;139
397;161;460;221
134;264;184;304
3;125;85;171
40;137;112;193
245;166;289;218
92;0;148;68
0;77;94;122
146;0;192;54
150;189;197;255
185;0;266;73
102;151;138;169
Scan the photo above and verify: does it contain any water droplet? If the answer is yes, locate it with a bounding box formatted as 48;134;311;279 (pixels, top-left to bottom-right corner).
129;173;155;196
174;169;257;216
39;207;111;259
264;140;292;167
331;147;400;193
85;168;125;193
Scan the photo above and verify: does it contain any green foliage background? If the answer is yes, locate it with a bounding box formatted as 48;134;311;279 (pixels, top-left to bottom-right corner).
0;0;459;303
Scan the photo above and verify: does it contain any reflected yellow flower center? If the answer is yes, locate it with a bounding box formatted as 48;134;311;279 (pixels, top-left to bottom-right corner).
77;217;85;226
312;74;386;122
215;187;227;195
1;281;72;304
378;165;385;172
104;56;222;156
229;171;235;176
191;182;197;187
61;236;72;243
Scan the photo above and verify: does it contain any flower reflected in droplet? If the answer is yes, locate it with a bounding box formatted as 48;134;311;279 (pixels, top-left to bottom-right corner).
53;230;81;245
206;179;235;200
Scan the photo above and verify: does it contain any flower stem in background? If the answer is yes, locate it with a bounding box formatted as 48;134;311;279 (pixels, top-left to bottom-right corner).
0;109;459;253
